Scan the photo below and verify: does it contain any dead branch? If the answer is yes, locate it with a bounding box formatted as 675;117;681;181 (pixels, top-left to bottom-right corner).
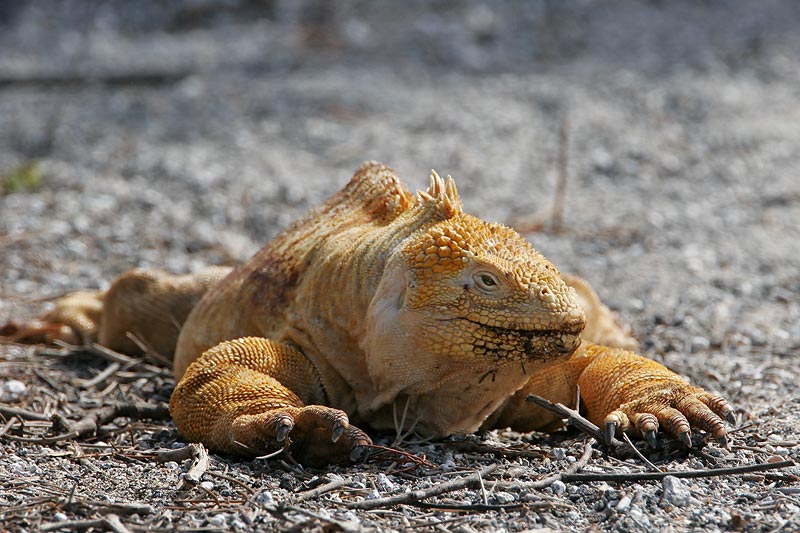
622;431;661;471
410;500;526;512
0;415;18;437
410;499;572;512
76;361;122;389
508;111;571;234
0;405;52;422
67;501;154;516
125;331;173;368
561;459;795;483
526;393;628;454
154;443;210;485
52;341;136;365
41;518;106;532
347;465;497;510
101;514;131;533
3;401;170;444
295;477;348;501
531;439;594;489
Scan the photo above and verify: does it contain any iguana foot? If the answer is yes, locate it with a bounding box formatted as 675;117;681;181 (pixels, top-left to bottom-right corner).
603;388;735;447
577;343;735;447
233;405;371;467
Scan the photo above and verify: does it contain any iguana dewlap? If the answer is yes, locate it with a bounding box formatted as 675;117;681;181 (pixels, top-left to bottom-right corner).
2;162;734;464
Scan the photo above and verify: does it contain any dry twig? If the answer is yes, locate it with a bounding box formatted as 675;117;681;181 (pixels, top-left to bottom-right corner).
347;465;497;510
526;393;628;454
561;459;795;483
0;405;52;422
154;443;210;485
4;402;170;444
294;477;348;501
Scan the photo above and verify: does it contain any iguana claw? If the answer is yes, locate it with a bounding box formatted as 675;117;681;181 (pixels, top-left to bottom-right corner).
605;421;617;444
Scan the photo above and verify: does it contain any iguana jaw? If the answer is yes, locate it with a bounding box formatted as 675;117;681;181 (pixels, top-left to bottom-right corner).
460;318;583;360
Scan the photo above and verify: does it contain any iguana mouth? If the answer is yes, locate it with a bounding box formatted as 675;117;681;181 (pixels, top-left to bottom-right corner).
462;319;581;360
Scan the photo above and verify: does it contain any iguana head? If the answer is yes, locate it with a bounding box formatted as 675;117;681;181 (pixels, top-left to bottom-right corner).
361;169;587;434
398;172;585;367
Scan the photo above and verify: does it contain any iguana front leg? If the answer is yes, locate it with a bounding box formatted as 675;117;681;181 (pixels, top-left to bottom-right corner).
492;342;735;446
169;337;371;466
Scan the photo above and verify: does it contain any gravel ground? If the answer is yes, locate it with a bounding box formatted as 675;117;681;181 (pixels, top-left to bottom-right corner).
1;1;799;532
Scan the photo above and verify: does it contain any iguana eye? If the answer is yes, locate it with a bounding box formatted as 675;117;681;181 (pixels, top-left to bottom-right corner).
474;272;500;291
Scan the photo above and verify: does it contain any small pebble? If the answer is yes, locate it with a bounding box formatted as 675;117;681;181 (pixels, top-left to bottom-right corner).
229;518;247;529
616;495;632;511
493;491;515;504
207;514;226;527
551;448;567;461
662;475;692;507
629;506;650;527
1;380;27;402
256;491;275;505
375;473;395;492
550;480;566;495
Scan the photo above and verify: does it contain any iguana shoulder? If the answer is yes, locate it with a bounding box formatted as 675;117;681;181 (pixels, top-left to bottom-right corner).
173;161;415;377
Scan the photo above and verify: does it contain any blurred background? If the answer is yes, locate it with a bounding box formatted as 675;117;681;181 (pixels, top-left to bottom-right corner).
1;0;798;363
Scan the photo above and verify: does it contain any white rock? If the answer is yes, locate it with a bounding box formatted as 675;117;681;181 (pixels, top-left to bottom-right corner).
616;495;632;511
494;491;516;504
629;506;650;527
662;475;692;507
551;448;567;461
1;380;27;401
375;473;395;492
256;491;275;505
207;514;226;527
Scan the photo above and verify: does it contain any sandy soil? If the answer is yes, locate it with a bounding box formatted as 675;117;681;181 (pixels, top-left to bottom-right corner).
1;1;799;532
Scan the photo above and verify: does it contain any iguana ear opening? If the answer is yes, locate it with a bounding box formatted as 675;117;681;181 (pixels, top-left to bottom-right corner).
416;170;463;219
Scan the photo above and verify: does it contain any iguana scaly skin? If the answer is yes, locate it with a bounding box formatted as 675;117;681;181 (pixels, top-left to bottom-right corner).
2;162;734;464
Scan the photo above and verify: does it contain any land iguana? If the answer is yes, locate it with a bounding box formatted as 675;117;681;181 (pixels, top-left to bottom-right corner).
1;162;734;465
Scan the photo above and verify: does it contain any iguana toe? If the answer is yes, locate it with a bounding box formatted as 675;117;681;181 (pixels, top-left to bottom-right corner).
275;416;294;443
